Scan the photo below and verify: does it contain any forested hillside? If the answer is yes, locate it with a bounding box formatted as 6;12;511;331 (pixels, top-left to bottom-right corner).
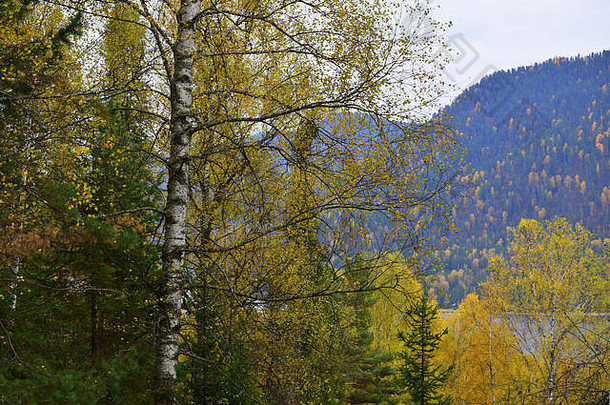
438;50;610;306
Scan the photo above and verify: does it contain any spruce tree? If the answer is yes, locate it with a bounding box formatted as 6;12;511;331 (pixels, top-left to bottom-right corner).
397;293;454;405
343;255;396;404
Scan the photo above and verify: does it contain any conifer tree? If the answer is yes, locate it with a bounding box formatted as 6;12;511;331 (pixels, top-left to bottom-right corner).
397;293;454;405
343;255;397;404
0;4;161;401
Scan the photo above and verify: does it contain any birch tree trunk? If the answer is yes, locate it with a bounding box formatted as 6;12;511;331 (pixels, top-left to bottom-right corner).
155;1;201;403
547;294;557;405
9;129;30;312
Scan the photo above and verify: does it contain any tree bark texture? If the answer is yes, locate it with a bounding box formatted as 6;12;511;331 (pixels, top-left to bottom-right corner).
155;1;201;404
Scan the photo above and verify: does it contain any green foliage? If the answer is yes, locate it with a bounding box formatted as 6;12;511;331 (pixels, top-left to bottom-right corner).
0;0;462;403
397;294;454;405
342;255;397;404
0;91;161;402
185;288;260;405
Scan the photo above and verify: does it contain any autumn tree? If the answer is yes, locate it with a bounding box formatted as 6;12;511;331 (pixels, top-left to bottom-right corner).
487;217;610;405
137;0;458;402
2;0;462;403
439;293;522;405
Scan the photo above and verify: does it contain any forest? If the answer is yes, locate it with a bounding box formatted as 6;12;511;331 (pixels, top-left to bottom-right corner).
439;51;610;306
1;1;609;405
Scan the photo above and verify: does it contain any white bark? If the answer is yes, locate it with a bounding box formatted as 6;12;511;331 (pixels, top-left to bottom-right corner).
155;1;201;404
10;130;30;312
547;294;557;405
9;257;20;312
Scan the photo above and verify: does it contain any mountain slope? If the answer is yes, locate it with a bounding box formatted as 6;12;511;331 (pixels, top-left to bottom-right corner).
438;50;610;306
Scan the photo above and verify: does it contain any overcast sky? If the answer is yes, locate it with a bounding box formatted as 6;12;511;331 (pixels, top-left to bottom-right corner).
432;0;610;97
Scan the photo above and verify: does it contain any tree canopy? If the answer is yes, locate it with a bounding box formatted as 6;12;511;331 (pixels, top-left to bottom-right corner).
0;0;464;403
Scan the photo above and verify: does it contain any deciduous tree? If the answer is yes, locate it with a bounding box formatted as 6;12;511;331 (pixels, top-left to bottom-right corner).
2;0;463;402
487;217;610;405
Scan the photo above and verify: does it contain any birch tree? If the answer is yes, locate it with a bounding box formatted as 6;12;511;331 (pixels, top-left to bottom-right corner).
126;1;459;402
4;0;463;402
440;293;522;405
487;217;609;405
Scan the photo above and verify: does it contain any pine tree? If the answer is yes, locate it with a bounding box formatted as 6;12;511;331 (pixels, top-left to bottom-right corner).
397;293;454;405
0;4;161;398
343;255;397;404
0;97;161;404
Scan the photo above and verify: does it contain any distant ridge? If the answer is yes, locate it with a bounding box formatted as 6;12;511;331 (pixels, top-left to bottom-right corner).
438;50;610;306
